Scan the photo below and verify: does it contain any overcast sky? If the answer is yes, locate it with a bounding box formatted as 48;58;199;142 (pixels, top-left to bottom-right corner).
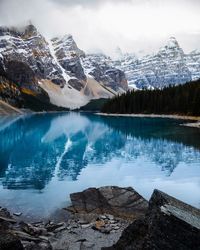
0;0;200;56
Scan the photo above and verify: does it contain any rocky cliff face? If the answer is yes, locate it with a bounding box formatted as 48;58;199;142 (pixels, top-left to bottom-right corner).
0;25;62;85
82;53;128;93
1;25;199;110
113;37;200;89
0;24;128;110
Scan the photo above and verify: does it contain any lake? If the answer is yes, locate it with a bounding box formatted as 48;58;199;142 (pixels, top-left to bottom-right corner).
0;112;200;220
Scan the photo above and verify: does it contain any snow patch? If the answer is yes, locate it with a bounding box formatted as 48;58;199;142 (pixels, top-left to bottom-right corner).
47;39;71;84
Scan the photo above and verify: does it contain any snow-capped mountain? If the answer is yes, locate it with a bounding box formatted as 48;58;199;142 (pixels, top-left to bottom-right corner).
0;25;199;111
81;53;128;93
0;24;128;110
112;37;200;89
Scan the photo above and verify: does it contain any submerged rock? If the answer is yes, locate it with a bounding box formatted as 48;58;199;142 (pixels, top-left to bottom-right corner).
67;186;148;219
106;189;200;250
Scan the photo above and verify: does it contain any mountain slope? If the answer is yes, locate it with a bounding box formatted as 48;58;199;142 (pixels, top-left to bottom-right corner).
0;24;128;110
113;37;200;89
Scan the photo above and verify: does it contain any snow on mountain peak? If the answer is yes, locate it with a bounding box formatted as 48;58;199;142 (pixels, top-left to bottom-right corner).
112;36;200;89
166;36;180;49
23;24;39;37
52;34;85;58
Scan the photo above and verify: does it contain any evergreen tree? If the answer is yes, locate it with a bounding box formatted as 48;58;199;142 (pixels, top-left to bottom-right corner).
101;80;200;116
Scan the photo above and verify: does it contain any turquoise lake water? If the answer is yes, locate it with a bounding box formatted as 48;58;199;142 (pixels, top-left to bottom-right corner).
0;112;200;220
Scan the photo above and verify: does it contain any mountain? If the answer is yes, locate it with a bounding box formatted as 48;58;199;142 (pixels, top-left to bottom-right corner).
112;37;200;89
1;25;199;111
0;24;128;110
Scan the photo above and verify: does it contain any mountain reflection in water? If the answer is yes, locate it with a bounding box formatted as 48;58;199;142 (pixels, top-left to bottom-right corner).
0;112;200;219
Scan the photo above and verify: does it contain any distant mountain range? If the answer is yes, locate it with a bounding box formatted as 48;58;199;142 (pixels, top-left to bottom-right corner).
112;37;200;90
0;24;199;110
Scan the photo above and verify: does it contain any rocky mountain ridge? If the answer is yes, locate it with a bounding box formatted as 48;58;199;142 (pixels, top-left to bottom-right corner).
0;25;200;111
112;37;200;89
0;24;128;110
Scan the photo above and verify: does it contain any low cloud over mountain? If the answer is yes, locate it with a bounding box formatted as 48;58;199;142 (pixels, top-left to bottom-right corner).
0;0;200;55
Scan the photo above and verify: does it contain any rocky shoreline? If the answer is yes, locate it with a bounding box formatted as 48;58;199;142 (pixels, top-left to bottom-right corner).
0;186;200;250
181;121;200;129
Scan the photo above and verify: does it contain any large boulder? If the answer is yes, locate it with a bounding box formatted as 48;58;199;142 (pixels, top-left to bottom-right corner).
106;189;200;250
67;186;148;219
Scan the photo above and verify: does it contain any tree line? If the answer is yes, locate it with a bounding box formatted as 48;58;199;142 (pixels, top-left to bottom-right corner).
101;79;200;116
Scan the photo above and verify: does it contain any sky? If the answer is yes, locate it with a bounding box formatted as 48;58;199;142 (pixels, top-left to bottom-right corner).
0;0;200;56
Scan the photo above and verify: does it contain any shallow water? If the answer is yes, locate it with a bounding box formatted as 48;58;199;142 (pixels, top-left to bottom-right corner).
0;112;200;220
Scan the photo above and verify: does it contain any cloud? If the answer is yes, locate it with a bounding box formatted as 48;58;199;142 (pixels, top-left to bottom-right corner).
0;0;199;55
50;0;133;7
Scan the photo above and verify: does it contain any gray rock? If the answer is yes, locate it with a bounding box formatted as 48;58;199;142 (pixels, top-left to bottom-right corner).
81;224;91;229
81;241;95;249
107;189;200;250
54;225;67;233
78;219;90;225
45;222;65;232
0;216;16;224
13;212;22;217
68;186;148;219
106;215;114;220
23;241;52;250
99;215;107;220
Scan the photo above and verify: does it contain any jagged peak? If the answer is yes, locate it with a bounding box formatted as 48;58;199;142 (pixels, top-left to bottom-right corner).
52;34;85;57
0;23;39;38
165;37;180;49
158;36;183;55
63;34;73;41
0;26;22;37
190;49;200;55
23;24;38;37
52;34;74;43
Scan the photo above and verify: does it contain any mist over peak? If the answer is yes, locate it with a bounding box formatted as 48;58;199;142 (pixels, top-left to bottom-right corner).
0;0;200;55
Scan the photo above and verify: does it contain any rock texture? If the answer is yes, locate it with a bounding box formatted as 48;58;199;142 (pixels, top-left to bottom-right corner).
82;53;128;92
0;207;24;250
106;189;200;250
67;186;148;219
51;213;129;250
112;37;200;89
0;231;24;250
1;188;200;250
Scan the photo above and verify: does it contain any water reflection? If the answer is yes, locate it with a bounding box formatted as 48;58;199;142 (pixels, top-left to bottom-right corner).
0;112;200;218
